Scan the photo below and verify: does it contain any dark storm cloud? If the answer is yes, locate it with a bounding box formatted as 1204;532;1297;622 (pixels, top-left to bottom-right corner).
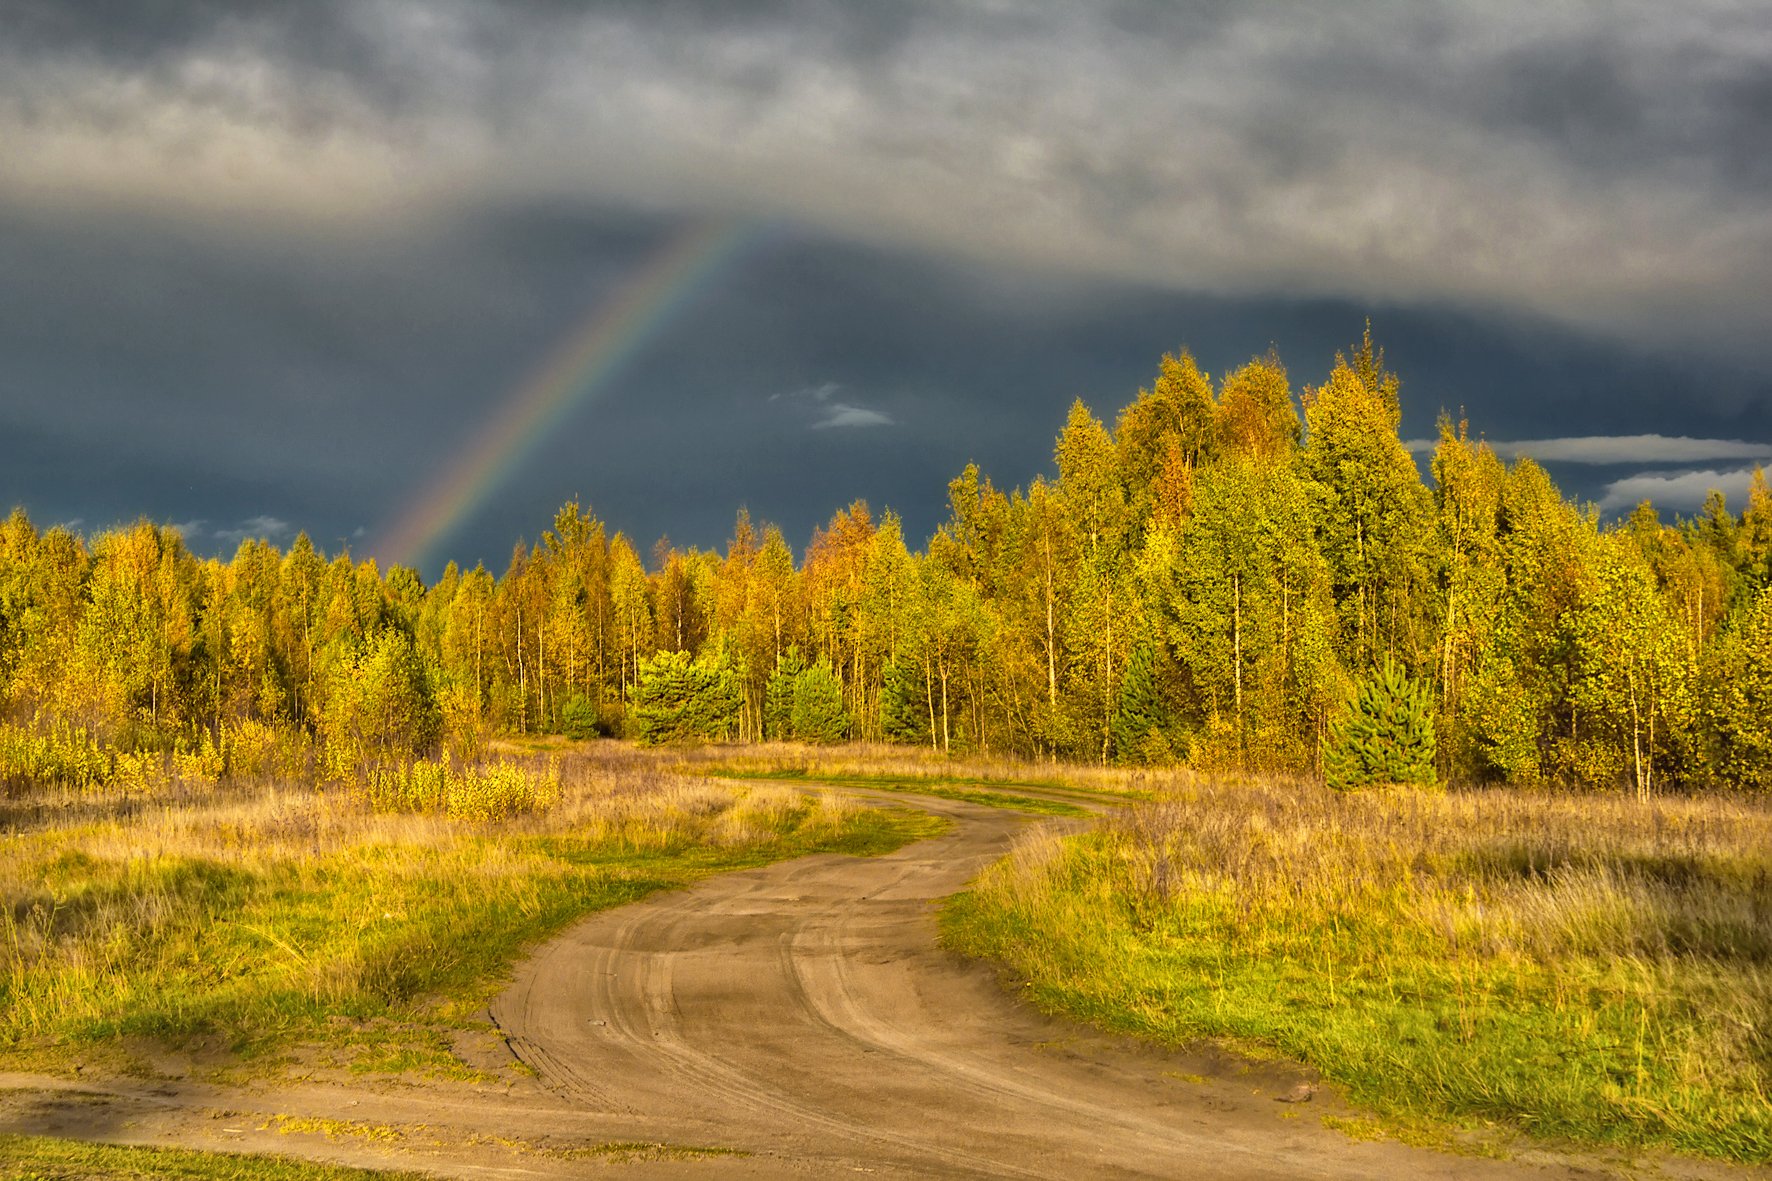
5;2;1771;355
2;2;1770;574
10;191;1765;564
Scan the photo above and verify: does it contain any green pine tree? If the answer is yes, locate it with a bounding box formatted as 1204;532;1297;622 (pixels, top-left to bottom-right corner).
763;647;806;740
1111;643;1174;764
790;659;850;743
632;650;741;746
1322;658;1437;790
879;659;930;743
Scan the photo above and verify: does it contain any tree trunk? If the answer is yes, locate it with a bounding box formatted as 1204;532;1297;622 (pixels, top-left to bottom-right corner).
1232;571;1243;730
925;655;938;751
1044;533;1057;707
939;656;951;756
1629;666;1643;802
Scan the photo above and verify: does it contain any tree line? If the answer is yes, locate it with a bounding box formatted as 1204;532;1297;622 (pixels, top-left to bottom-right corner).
3;327;1769;791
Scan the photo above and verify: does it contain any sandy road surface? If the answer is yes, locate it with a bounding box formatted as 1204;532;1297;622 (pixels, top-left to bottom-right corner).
0;788;1743;1179
485;789;1676;1180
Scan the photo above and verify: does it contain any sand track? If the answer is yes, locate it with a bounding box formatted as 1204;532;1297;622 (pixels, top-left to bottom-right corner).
0;788;1734;1178
484;791;1626;1179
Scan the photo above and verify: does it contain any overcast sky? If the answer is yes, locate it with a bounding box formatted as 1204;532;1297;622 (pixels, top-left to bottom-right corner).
3;1;1770;575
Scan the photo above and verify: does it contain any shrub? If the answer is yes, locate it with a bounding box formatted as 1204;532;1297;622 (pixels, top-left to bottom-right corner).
359;756;560;821
1705;585;1772;789
0;722;109;792
1323;658;1437;790
1112;644;1176;764
879;659;930;743
319;629;441;777
632;650;741;746
789;660;850;743
763;648;806;740
560;693;602;740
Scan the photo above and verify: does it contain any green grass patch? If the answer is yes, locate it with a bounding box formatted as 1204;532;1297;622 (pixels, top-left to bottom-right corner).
2;789;945;1074
943;785;1772;1165
704;767;1091;815
0;1134;424;1180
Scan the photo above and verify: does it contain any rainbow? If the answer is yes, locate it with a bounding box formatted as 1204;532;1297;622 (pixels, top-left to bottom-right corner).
374;219;755;571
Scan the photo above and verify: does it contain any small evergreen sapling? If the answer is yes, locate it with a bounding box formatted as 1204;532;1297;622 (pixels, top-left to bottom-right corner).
1112;643;1175;764
1323;658;1437;790
789;660;850;744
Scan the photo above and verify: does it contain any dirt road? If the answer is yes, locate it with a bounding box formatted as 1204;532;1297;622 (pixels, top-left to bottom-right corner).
484;789;1657;1179
0;788;1738;1178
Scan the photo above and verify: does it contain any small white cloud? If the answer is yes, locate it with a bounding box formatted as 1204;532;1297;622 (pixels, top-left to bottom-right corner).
1599;467;1758;513
167;519;206;540
773;381;894;430
1405;434;1772;465
812;402;894;430
212;514;293;545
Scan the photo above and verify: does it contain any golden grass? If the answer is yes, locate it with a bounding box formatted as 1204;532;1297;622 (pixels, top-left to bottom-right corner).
0;743;938;1073
945;772;1772;1161
669;739;1157;797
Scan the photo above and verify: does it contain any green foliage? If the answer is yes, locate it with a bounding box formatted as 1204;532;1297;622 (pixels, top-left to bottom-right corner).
788;659;850;743
1705;584;1772;788
560;692;602;740
762;647;806;740
360;757;561;821
879;659;931;743
3;329;1771;788
632;650;741;746
1110;644;1174;764
1323;658;1437;790
0;722;111;792
318;628;440;778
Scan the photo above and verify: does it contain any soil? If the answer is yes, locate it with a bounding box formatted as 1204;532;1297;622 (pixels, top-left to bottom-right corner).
0;787;1751;1179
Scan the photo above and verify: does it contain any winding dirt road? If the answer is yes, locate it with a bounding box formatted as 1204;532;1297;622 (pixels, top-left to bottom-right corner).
0;788;1741;1178
483;790;1658;1180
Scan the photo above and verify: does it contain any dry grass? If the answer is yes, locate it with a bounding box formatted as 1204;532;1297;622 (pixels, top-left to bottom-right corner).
945;773;1772;1162
670;739;1157;798
0;1133;425;1180
0;743;938;1073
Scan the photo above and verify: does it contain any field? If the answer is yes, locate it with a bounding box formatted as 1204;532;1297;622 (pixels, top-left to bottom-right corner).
944;771;1772;1163
0;742;941;1080
4;741;1770;1175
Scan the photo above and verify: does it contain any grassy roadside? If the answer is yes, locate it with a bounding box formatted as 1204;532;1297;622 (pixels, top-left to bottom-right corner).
1;747;945;1078
704;766;1089;816
674;741;1155;801
942;775;1772;1164
0;1134;426;1180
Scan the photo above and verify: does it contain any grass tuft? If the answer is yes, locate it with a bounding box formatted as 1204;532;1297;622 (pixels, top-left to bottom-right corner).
1;744;944;1074
0;1133;424;1180
943;774;1772;1163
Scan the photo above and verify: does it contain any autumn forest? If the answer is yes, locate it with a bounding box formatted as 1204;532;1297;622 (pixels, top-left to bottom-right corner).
4;329;1771;795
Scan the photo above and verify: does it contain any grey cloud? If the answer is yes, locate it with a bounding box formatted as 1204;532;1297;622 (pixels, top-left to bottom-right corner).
3;3;1770;357
1599;467;1761;513
211;515;294;545
812;403;893;430
774;381;894;429
1405;435;1772;464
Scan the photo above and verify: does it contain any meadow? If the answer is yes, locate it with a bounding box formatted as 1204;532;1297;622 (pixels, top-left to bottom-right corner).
7;732;1771;1169
0;741;941;1079
944;772;1772;1163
